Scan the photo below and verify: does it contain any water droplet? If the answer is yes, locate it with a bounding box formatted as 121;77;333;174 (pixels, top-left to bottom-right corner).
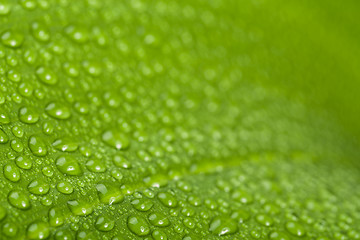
0;1;11;15
36;66;58;85
14;156;32;170
285;221;306;237
63;62;79;77
269;231;289;240
57;181;74;194
49;208;64;227
2;222;17;237
45;102;71;120
0;128;9;143
152;230;168;240
7;69;21;82
74;101;89;114
183;217;196;229
111;169;123;181
28;135;48;157
8;190;31;210
67;200;94;216
83;60;102;77
27;221;50;240
209;215;238;236
31;21;50;42
19;106;39;124
18;82;34;97
86;159;107;173
4;163;21;182
0;111;10;124
251;230;261;239
255;214;273;227
131;198;153;212
52;138;79;152
231;189;253;204
187;195;202;206
1;30;24;48
96;183;124;205
148;212;170;227
19;0;37;10
28;179;50;195
157;192;178;208
0;206;6;221
55;229;73;240
56;155;82;176
231;209;250;223
113;155;132;169
10;139;23;152
127;215;150;236
95;215;115;232
102;129;130;150
64;25;89;44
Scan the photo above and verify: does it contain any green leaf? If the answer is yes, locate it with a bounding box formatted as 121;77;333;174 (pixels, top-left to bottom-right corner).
0;0;359;239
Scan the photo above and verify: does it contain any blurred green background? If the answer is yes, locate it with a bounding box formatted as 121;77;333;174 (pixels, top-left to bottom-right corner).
234;0;360;141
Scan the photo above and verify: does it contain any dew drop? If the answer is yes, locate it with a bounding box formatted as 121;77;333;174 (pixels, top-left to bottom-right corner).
0;128;9;143
148;212;171;227
52;138;79;152
131;198;153;212
19;106;39;124
67;200;94;216
2;222;17;237
3;163;21;182
1;30;24;48
157;192;178;208
15;156;32;169
36;66;58;85
28;135;48;157
27;221;50;240
102;129;130;150
209;215;238;236
95;215;115;232
152;230;168;240
96;183;124;205
45;102;71;120
127;215;150;236
86;159;107;173
31;21;50;42
269;231;290;240
49;208;64;227
8;190;31;210
285;221;306;237
56;181;74;194
56;155;82;176
28;179;50;195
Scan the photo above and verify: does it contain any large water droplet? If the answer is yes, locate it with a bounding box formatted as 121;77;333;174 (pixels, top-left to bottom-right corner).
8;190;31;210
56;155;82;176
148;212;170;227
127;215;150;236
19;106;39;124
28;179;50;195
27;221;50;240
1;30;24;48
102;129;130;150
36;66;58;85
28;135;48;157
157;192;178;208
96;183;124;205
209;215;238;236
67;200;93;216
95;215;115;232
45;102;71;120
3;163;21;182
